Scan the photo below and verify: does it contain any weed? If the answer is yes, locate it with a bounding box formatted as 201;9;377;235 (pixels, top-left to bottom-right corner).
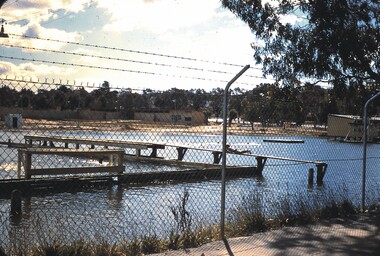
140;235;162;254
169;189;195;249
119;239;141;256
226;191;268;236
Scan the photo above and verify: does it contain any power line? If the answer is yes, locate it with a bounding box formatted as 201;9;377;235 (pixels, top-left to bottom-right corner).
0;55;263;86
0;43;271;81
7;33;263;71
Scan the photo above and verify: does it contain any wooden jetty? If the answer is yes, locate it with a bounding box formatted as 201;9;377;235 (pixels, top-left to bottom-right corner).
0;176;116;197
24;135;165;158
22;135;257;165
0;134;328;195
162;142;327;184
0;166;259;197
18;147;124;179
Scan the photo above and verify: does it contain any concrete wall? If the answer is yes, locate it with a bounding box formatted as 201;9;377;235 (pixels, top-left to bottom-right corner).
0;107;122;121
134;110;207;125
0;107;207;126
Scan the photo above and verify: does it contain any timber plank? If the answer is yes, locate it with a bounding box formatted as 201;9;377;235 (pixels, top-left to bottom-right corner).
31;166;123;175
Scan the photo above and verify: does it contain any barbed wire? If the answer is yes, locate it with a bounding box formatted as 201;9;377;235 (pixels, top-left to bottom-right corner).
0;43;272;81
0;55;263;86
7;33;263;70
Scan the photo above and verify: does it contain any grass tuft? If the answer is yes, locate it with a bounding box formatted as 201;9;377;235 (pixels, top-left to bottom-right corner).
2;187;364;256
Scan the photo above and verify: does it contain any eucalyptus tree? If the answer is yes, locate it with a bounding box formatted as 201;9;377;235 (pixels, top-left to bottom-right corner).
90;81;119;111
209;87;224;121
243;83;278;127
0;0;7;8
0;85;17;107
17;88;34;108
222;0;380;88
189;88;208;110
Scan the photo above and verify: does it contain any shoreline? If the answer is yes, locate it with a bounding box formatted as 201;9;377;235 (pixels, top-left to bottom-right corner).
1;118;327;137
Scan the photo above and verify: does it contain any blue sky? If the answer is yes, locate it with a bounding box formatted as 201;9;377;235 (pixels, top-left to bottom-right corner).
0;0;276;91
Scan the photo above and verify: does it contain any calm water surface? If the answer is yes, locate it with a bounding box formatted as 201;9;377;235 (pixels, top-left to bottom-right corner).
0;131;379;245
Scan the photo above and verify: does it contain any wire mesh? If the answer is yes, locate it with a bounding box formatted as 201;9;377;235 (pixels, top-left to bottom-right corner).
0;77;379;255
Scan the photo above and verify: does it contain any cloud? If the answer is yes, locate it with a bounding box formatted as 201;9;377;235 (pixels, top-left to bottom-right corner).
0;0;85;52
2;0;92;25
0;61;13;74
0;0;261;91
0;21;83;52
0;60;77;77
98;0;221;34
22;21;81;42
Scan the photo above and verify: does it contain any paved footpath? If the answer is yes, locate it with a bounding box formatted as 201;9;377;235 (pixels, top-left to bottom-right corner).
149;213;380;256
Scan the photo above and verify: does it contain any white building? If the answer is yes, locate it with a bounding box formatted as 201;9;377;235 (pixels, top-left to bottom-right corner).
327;114;380;142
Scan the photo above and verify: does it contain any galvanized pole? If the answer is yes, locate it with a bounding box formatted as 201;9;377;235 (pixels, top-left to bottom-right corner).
362;92;380;212
221;65;250;254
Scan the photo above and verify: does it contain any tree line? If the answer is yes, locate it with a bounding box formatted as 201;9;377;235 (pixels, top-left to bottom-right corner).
0;80;378;127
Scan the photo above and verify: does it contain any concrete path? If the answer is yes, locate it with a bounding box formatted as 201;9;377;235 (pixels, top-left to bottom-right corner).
149;213;380;256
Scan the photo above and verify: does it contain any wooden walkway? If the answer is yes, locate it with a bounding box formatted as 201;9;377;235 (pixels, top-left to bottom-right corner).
18;147;124;179
0;166;259;196
24;135;165;158
5;135;328;185
163;142;327;184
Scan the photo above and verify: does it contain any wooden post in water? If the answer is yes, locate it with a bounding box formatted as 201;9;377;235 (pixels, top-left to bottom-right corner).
308;168;314;185
316;164;326;186
24;151;32;179
10;189;22;216
17;150;23;179
117;152;124;183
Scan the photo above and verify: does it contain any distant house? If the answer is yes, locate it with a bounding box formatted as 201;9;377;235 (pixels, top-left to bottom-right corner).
327;114;380;142
134;109;207;125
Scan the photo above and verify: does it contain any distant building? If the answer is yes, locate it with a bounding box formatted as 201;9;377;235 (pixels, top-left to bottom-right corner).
5;114;23;128
327;114;380;142
134;109;207;125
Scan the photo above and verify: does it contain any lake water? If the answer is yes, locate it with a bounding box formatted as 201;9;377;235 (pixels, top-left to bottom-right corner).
0;131;379;247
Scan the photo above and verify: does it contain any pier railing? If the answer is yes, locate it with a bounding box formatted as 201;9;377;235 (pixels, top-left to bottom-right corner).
0;77;379;255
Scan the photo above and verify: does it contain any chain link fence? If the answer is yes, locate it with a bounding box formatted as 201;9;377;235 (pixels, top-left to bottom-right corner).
0;77;379;255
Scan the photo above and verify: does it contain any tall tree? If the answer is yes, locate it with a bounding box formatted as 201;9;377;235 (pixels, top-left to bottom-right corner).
222;0;380;86
0;0;7;8
209;88;224;121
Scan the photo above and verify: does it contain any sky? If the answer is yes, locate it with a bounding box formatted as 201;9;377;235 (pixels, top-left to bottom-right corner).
0;0;275;92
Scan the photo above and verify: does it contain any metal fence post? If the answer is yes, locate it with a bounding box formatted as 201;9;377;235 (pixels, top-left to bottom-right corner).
362;92;380;212
221;65;250;254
